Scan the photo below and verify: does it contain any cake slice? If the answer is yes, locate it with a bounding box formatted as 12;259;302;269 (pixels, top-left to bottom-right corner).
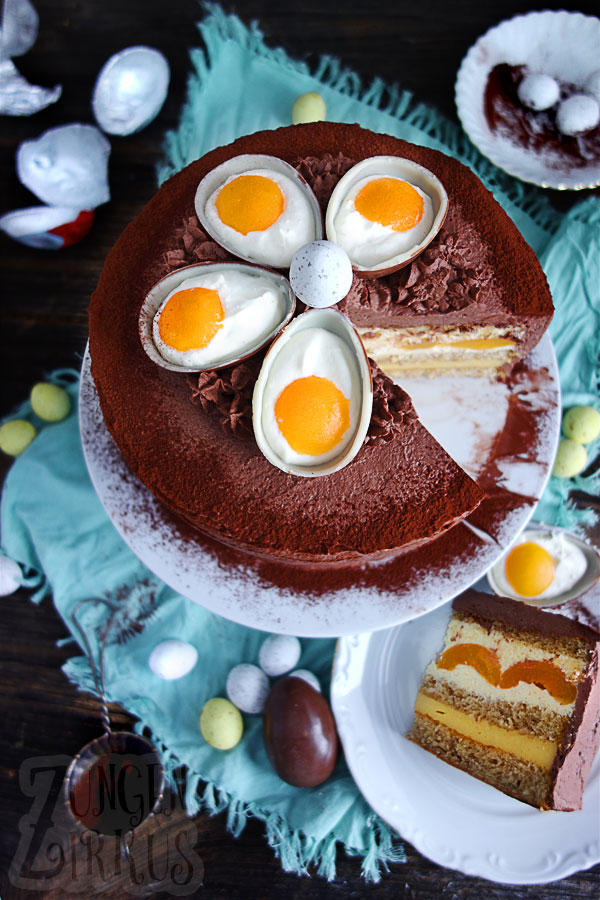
407;590;600;810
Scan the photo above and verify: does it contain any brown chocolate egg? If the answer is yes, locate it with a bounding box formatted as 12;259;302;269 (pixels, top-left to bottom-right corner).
263;676;338;787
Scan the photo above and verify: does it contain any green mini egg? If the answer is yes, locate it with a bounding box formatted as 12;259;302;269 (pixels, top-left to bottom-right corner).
292;92;326;125
0;419;37;456
200;697;243;750
562;406;600;444
552;439;587;478
30;382;71;422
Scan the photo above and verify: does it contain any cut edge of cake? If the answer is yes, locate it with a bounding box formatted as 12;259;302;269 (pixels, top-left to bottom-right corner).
406;590;600;810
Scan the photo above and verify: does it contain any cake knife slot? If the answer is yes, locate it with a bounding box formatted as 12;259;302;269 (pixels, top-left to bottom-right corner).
460;517;501;546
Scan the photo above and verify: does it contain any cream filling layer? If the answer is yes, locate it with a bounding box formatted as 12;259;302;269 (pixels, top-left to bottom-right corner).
414;693;558;769
380;357;506;371
424;617;581;716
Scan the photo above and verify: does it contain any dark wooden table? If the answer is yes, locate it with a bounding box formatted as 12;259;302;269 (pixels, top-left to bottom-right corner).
1;2;599;898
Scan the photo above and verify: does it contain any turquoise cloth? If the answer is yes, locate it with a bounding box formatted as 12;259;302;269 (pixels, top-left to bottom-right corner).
1;4;599;882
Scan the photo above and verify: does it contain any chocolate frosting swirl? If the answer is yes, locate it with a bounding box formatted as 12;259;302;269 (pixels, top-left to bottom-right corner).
338;224;497;316
188;353;263;439
366;361;417;446
163;214;233;272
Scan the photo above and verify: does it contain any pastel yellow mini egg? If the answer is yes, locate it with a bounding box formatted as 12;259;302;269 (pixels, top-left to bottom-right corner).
0;419;36;456
292;92;326;125
562;406;600;445
552;439;587;478
31;382;71;422
200;697;243;750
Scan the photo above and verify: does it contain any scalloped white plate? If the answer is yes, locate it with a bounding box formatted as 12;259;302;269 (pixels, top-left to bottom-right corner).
455;11;600;189
331;599;600;883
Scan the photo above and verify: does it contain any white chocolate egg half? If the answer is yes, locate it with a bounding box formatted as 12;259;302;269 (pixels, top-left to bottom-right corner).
252;308;373;477
195;154;323;268
325;156;448;276
139;262;295;373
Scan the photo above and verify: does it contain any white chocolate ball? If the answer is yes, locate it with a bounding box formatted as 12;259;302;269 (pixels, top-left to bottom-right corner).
556;94;600;136
517;73;560;111
562;406;600;445
149;639;198;679
292;92;326;125
259;634;301;677
552;439;587;478
200;698;243;750
289;669;321;693
289;240;353;308
584;70;600;104
0;554;21;595
226;663;270;714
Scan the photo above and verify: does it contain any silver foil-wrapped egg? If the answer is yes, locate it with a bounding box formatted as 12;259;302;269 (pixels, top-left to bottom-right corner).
92;46;170;136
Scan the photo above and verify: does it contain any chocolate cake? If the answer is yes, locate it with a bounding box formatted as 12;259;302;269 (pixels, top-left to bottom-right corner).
408;590;600;810
88;123;552;564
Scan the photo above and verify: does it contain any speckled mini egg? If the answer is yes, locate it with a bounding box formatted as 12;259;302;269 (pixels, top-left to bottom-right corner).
148;639;198;680
259;634;301;677
0;419;36;456
200;697;243;750
289;241;353;308
552;439;587;478
0;553;21;596
226;663;270;714
30;382;71;422
289;669;321;693
562;406;600;445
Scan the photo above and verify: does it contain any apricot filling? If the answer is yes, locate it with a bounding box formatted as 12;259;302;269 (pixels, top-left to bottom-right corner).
437;643;576;705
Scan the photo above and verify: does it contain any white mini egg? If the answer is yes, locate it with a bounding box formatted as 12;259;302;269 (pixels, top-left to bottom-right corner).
259;635;301;677
197;157;322;268
226;663;270;714
149;640;198;680
517;73;560;111
289;241;353;308
289;669;321;693
556;94;600;136
0;553;21;595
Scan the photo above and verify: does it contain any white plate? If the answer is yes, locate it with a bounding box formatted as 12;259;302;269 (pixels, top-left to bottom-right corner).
79;334;559;638
331;598;600;883
455;11;600;190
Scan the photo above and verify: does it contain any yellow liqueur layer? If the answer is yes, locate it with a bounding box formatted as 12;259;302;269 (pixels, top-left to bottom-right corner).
414;692;558;769
387;338;515;352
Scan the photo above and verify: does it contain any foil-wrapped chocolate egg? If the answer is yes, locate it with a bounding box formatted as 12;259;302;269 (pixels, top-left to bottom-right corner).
263;676;337;787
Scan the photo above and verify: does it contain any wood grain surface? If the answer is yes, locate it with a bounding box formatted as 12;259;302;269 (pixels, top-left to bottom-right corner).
1;2;599;898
